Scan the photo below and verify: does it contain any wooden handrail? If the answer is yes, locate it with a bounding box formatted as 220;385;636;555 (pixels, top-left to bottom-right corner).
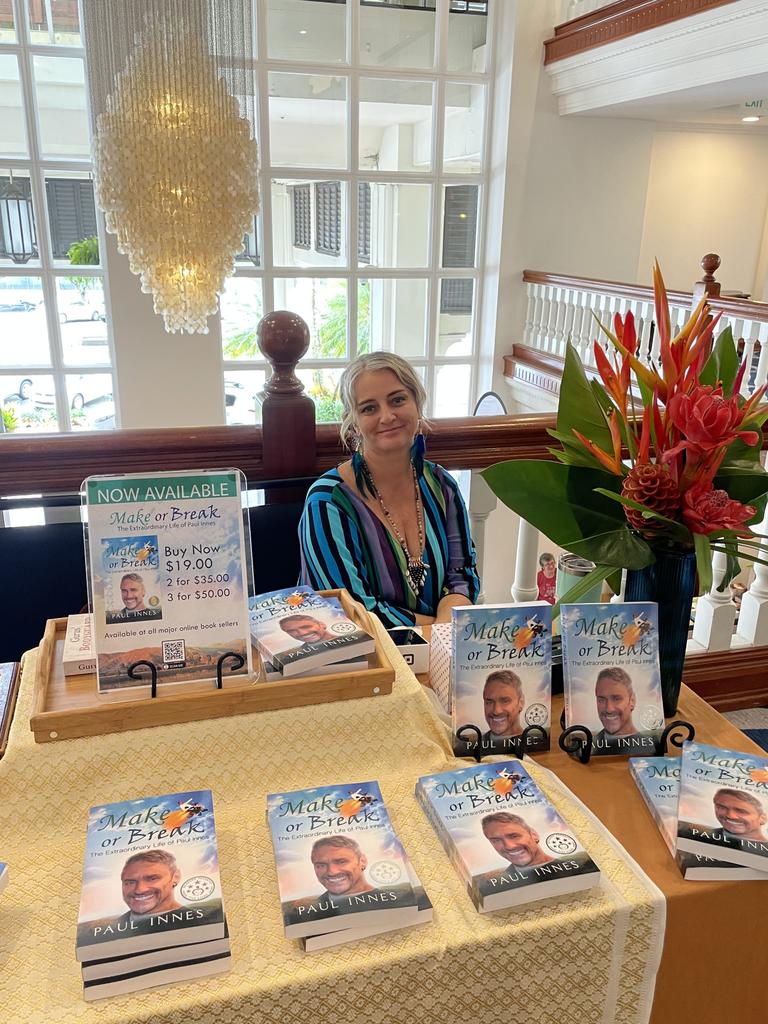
0;414;559;497
544;0;739;65
523;269;768;321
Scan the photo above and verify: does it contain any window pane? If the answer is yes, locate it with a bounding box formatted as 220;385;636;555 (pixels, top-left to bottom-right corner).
359;1;436;70
44;174;98;262
297;367;343;423
220;277;264;361
447;3;488;73
362;182;430;268
361;277;427;357
273;278;347;359
0;1;14;41
224;371;265;425
0;373;58;432
269;73;347;169
359;78;433;172
444;82;485;172
271;179;347;269
437;278;474;355
56;277;109;366
267;0;346;64
235;218;260;267
434;363;471;417
0;174;39;266
442;184;478;268
0;55;27;157
33;56;90;158
66;373;114;430
27;0;82;45
0;277;49;365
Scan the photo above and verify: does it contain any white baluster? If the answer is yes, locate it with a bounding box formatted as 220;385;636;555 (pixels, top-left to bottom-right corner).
523;282;536;347
691;549;737;650
468;470;497;605
736;503;768;645
610;568;626;603
511;518;540;604
740;321;757;397
561;288;577;358
572;291;589;361
553;286;567;351
536;286;552;351
545;285;560;354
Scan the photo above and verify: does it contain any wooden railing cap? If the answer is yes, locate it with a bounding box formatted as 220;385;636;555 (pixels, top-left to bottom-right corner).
257;310;310;397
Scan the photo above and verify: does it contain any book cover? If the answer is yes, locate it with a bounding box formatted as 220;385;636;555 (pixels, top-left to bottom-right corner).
0;661;20;758
81;921;231;980
82;948;232;1001
76;790;226;962
416;760;600;912
266;781;418;938
677;741;768;873
561;602;665;756
629;756;766;880
451;604;552;757
63;613;97;675
0;861;7;895
252;590;374;678
301;852;432;952
85;471;252;692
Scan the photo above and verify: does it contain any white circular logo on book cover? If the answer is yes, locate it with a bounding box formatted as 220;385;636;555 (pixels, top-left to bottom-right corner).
180;875;215;901
639;705;664;731
368;860;402;884
330;621;357;635
525;703;548;726
545;833;577;856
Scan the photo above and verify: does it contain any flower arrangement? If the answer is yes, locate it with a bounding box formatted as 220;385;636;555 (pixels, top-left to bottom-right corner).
483;263;768;606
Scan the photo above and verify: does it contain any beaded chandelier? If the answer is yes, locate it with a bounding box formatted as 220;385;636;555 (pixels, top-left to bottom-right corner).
82;0;259;334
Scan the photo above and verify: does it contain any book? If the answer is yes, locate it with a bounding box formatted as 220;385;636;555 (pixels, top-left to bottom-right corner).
266;780;419;939
629;756;766;880
251;588;375;678
416;760;600;912
261;654;369;682
301;853;432;952
82;947;231;1001
0;661;20;758
450;603;552;757
677;741;768;873
76;790;226;962
0;862;7;895
63;613;97;676
561;602;665;756
81;921;231;980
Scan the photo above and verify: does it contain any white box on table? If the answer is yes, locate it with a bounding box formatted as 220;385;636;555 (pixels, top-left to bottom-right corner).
428;622;452;713
387;627;430;675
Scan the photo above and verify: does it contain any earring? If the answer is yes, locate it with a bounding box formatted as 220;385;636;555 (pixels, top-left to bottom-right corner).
411;426;426;474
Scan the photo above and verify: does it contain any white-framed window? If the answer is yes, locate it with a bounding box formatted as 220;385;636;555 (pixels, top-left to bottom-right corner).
222;0;493;424
0;0;116;435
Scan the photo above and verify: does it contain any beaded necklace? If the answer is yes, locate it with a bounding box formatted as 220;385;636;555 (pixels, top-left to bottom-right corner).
360;459;429;596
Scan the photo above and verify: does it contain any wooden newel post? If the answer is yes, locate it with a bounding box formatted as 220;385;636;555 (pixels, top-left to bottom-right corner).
256;310;317;501
692;253;721;307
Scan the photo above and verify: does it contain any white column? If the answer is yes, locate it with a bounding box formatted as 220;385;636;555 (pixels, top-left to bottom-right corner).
511;517;540;603
692;549;736;651
468;470;497;605
737;504;768;645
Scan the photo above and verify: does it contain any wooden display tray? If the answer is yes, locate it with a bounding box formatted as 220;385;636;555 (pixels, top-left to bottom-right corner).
30;590;394;743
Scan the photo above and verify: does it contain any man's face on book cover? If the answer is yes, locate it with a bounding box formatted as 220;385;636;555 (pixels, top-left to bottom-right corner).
121;858;181;915
120;577;146;611
483;818;546;867
483;679;523;737
282;616;331;644
713;791;767;840
311;843;370;895
595;675;636;735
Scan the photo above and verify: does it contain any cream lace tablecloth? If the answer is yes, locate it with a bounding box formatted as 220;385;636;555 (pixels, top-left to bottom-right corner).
0;631;664;1024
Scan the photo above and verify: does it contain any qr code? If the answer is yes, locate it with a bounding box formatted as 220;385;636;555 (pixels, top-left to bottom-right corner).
162;639;186;666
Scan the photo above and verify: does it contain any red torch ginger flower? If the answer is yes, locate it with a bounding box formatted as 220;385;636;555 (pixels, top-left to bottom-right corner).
665;385;759;458
681;484;756;536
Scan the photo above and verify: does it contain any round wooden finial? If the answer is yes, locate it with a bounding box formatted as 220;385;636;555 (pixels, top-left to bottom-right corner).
700;253;721;282
257;310;310;395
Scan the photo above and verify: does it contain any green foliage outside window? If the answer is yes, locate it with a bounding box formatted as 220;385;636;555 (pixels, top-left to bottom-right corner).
66;235;99;300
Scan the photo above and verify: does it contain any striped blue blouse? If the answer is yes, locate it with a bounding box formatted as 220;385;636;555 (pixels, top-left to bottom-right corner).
299;460;480;627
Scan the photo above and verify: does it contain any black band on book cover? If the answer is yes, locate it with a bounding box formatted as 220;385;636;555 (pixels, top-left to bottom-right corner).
127;659;158;698
216;652;245;690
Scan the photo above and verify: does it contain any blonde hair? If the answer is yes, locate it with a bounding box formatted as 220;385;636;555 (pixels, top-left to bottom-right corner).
338;352;427;449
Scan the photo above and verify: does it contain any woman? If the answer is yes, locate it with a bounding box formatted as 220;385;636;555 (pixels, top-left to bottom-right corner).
299;352;480;627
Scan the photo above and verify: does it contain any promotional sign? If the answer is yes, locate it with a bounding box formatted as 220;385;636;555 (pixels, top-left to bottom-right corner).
84;470;253;693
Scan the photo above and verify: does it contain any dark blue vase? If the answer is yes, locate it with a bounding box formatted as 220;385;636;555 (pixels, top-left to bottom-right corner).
625;548;697;717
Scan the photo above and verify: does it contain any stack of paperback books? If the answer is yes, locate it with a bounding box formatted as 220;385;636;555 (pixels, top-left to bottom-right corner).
630;755;766;880
250;587;375;679
416;760;600;912
675;741;768;877
76;790;230;1000
63;613;96;676
267;780;431;951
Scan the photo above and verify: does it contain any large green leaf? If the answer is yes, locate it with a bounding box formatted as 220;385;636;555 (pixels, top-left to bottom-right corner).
693;532;712;594
481;460;654;569
700;326;738;394
552;563;614;621
556;343;614;456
